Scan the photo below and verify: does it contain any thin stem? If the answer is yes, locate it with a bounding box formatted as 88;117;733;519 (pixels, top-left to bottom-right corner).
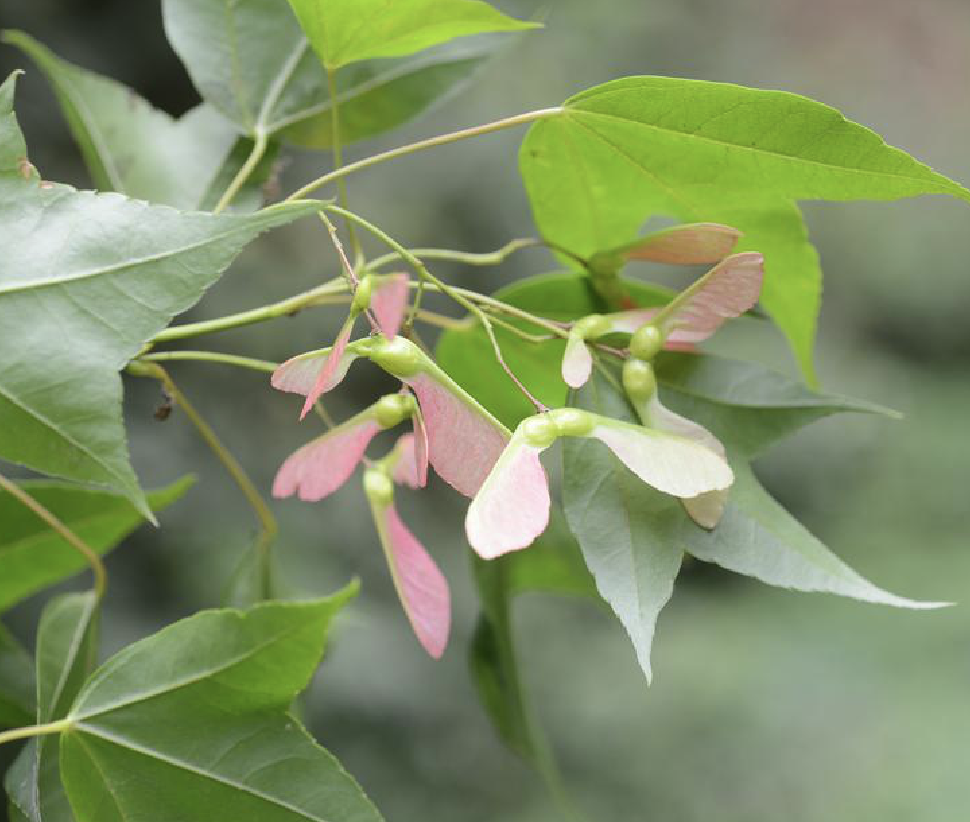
325;66;361;261
0;718;74;748
287;108;562;202
413;309;472;330
130;363;277;591
0;472;107;601
150;281;348;344
327;205;548;412
366;238;539;272
214;129;268;215
319;212;380;333
137;351;280;373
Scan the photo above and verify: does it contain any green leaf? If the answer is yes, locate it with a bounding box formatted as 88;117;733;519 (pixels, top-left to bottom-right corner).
0;72;30;175
435;271;671;428
0;623;33;728
6;593;99;822
520;76;970;377
162;0;510;146
562;370;683;682
2;31;271;211
0;78;319;512
285;0;537;70
58;589;383;822
0;478;194;613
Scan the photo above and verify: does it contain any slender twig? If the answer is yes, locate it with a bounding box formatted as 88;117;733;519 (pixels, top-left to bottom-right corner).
326;205;548;412
366;238;539;272
150;281;348;344
214;129;268;215
325;66;361;261
130;363;277;592
286;108;562;202
137;351;280;373
0;718;74;748
0;472;107;601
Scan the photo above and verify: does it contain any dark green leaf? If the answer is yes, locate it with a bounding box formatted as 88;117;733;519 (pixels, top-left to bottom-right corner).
6;593;99;822
0;76;319;512
3;31;271;211
655;352;896;457
0;623;33;728
562;371;683;681
59;590;383;822
285;0;537;69
470;506;598;759
0;478;193;613
163;0;510;147
435;271;671;428
520;76;970;378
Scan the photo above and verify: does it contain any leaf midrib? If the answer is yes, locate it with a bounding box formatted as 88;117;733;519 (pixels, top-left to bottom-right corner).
70;619;306;721
71;722;332;822
567;106;965;193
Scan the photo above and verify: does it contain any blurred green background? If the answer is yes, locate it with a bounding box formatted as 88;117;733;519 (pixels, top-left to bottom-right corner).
1;0;969;819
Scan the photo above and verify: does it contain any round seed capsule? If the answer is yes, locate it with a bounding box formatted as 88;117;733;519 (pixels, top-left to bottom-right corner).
622;358;657;402
630;324;663;362
521;414;558;449
363;468;394;505
352;276;374;313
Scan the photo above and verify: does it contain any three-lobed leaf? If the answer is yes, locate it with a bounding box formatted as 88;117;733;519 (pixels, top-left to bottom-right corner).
0;478;193;612
58;590;383;822
285;0;537;69
519;76;970;378
0;71;320;513
162;0;511;147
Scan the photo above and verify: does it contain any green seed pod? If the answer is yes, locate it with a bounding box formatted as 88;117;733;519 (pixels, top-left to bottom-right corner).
630;324;664;362
352;275;374;313
622;358;657;402
573;314;612;341
548;407;595;437
367;336;423;378
374;393;413;429
363;468;394;506
521;414;558;449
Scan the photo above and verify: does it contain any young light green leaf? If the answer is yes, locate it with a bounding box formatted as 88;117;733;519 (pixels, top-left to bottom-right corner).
562;371;684;682
0;478;193;613
162;0;509;146
0;82;319;512
285;0;537;70
59;590;384;822
520;76;970;378
6;593;99;822
3;31;270;211
0;623;33;729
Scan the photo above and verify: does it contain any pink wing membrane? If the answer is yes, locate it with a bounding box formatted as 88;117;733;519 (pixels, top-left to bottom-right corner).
591;421;733;499
465;436;550;559
626;223;742;265
371;272;410;339
406;373;509;498
379;503;451;658
561;332;594;389
392;433;427;490
662;252;764;344
273;419;381;502
298;321;355;419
